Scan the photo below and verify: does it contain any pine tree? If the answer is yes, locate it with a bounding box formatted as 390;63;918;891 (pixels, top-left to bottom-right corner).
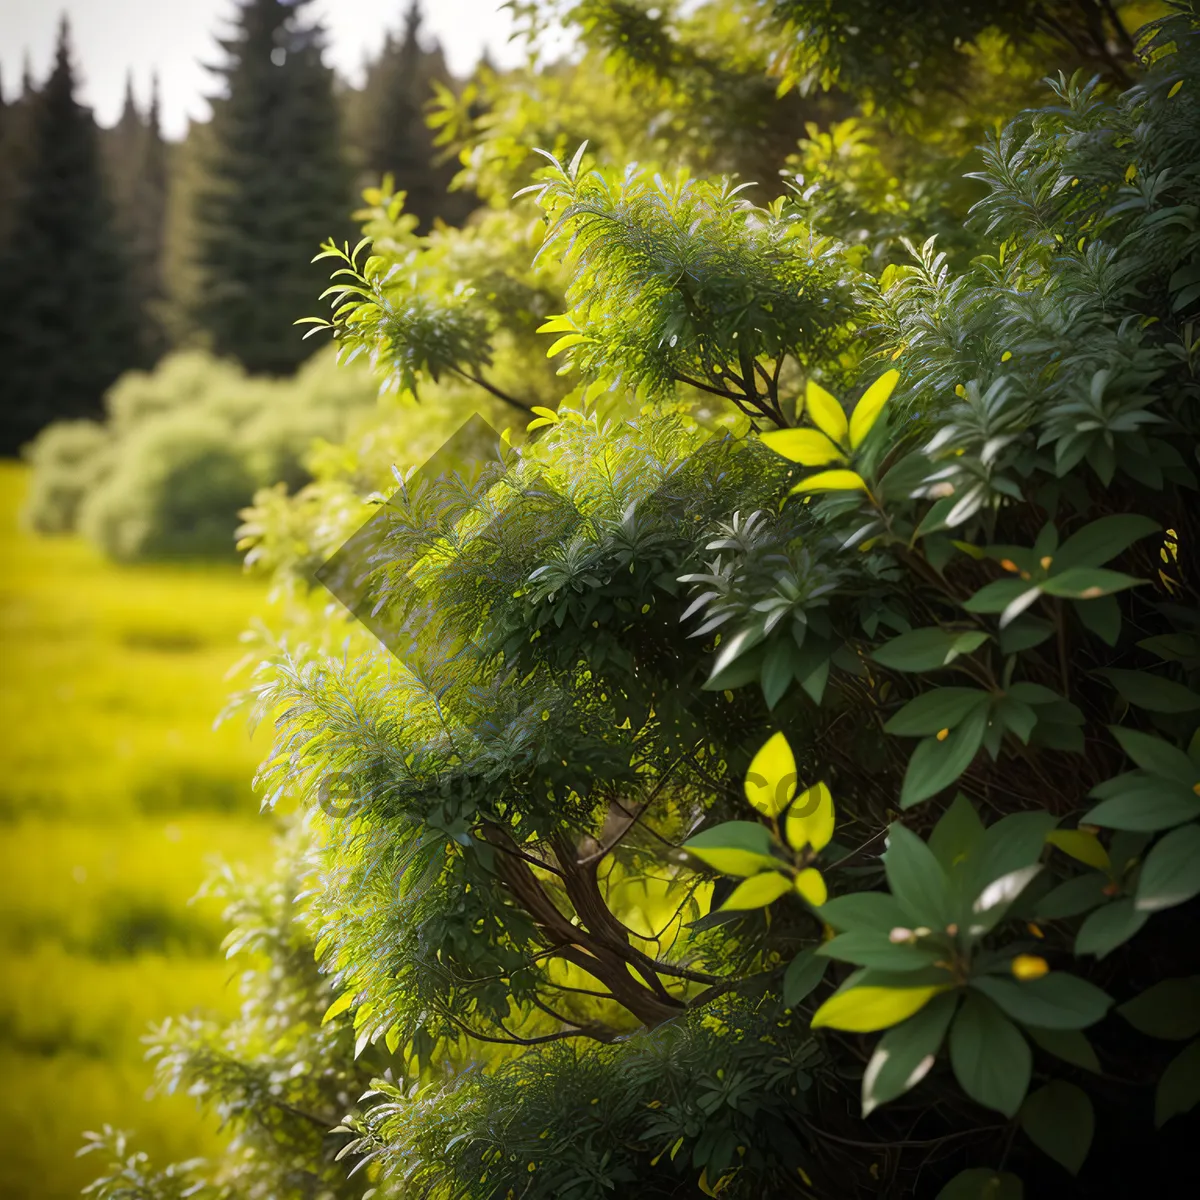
0;18;139;456
190;0;351;375
354;1;474;231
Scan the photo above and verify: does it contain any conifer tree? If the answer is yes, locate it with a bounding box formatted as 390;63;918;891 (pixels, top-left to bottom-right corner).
190;0;351;375
354;1;471;231
0;18;139;455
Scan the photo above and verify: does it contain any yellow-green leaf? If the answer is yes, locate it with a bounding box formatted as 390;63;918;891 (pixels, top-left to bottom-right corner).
719;870;792;911
794;866;828;906
546;333;592;357
805;380;848;445
790;470;868;495
760;428;846;466
526;417;557;431
1046;830;1111;872
536;313;577;334
744;730;796;817
849;369;899;449
322;991;354;1026
786;781;835;852
811;984;949;1032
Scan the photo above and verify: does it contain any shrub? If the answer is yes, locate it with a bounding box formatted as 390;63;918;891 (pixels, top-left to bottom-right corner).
26;349;378;560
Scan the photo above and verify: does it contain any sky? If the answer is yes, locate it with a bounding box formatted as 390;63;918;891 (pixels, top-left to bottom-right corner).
0;1;527;139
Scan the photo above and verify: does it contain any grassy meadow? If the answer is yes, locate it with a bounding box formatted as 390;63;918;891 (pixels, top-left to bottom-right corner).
0;461;277;1198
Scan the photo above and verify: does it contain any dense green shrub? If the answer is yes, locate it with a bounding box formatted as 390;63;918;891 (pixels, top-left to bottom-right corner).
25;349;377;560
83;3;1200;1199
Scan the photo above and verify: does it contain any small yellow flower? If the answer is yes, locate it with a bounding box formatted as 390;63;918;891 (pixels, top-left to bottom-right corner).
1011;954;1049;981
936;728;950;742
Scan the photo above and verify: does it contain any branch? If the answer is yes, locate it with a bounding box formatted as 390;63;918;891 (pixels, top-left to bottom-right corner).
448;365;536;413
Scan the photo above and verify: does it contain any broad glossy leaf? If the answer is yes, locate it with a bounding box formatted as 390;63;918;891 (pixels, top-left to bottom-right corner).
1053;514;1159;571
804;379;848;445
783;948;828;1008
884;688;990;737
929;793;986;875
1045;830;1110;871
760;427;845;466
719;870;792;911
817;930;945;971
744;731;796;818
1098;668;1200;713
811;982;950;1032
849;368;900;449
971;972;1111;1030
949;994;1031;1117
900;706;988;809
1074;898;1148;958
790;469;867;494
1041;568;1145;598
683;822;782;877
1084;783;1200;832
1110;726;1198;786
1025;1026;1100;1073
1019;1082;1094;1175
873;628;989;673
1035;874;1108;920
862;991;957;1116
1134;824;1200;912
1119;977;1200;1040
970;864;1043;936
884;822;954;927
818;891;908;933
785;781;834;852
1156;1038;1200;1127
793;867;828;906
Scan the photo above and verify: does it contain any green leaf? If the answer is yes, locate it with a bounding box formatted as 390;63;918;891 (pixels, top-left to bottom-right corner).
1098;669;1200;713
884;822;953;927
966;812;1057;901
862;992;958;1116
1110;726;1199;787
964;578;1036;614
1135;824;1200;912
900;706;989;809
1035;875;1108;920
929;793;987;875
1073;594;1121;645
1041;568;1145;598
322;991;355;1025
970;864;1043;936
999;616;1055;654
949;994;1032;1117
682;822;782;876
1052;515;1159;571
1025;1026;1101;1073
872;629;989;673
1019;1081;1094;1175
1118;977;1200;1040
783;949;828;1008
1074;898;1148;958
970;973;1111;1030
817;892;909;933
1084;781;1200;831
883;688;990;736
1156;1038;1200;1127
817;930;945;971
935;1168;1024;1200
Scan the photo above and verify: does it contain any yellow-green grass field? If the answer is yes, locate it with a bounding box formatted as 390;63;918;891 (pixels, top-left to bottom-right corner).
0;462;277;1198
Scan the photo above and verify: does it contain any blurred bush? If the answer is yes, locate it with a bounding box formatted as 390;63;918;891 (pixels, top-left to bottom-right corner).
23;348;377;560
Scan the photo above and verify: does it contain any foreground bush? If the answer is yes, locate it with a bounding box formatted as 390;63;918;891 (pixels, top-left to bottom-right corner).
85;3;1200;1198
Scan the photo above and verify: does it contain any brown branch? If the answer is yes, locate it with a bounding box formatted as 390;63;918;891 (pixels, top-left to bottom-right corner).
448;364;536;413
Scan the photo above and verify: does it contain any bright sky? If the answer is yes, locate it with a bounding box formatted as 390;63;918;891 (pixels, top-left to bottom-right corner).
0;1;526;139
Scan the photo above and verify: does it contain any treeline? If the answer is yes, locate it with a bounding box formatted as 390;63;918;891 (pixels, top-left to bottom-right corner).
0;0;477;456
